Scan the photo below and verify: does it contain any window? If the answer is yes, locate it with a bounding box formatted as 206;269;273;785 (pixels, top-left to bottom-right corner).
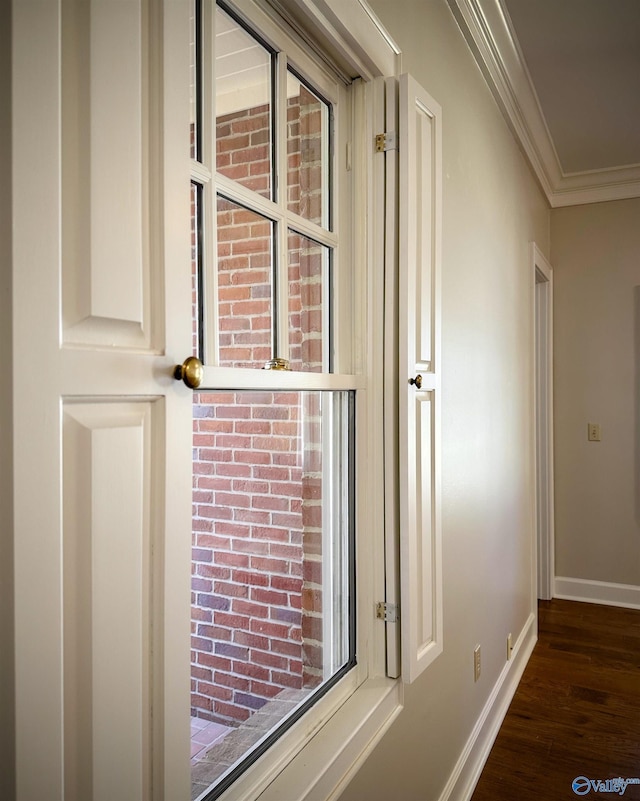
188;3;361;798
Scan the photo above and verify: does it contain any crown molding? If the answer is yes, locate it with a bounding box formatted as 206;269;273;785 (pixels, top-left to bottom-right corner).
447;0;640;207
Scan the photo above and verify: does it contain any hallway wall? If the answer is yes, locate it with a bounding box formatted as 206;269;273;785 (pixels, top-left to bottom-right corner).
552;198;640;593
340;1;550;799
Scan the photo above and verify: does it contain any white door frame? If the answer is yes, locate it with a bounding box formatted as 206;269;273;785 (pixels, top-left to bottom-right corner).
533;243;555;601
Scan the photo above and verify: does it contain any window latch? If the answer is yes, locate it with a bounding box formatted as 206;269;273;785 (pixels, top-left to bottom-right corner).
263;357;291;371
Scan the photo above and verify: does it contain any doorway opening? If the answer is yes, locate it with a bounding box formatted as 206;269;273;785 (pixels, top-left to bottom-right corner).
533;245;554;601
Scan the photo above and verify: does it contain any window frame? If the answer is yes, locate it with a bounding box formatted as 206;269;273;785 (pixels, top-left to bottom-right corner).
189;2;402;800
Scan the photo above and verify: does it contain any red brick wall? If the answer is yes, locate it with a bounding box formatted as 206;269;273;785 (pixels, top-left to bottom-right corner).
190;86;327;725
191;391;303;722
216;196;273;369
216;105;272;199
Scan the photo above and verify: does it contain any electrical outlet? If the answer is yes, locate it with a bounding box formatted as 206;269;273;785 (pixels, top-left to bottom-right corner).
474;645;481;682
587;423;601;442
507;633;513;660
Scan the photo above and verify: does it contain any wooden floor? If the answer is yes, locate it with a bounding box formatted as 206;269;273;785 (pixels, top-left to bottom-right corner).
471;599;640;800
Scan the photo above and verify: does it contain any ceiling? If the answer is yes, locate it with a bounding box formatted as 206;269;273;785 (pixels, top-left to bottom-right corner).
447;0;640;206
503;0;640;175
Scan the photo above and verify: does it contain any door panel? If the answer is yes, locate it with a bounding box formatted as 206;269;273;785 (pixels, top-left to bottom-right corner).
61;0;157;348
12;1;192;798
401;77;436;375
416;391;435;649
62;401;158;801
414;103;434;369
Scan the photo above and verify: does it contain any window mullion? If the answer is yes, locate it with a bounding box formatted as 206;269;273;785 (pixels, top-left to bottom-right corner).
214;173;285;225
190;160;211;184
275;52;290;363
200;0;219;364
203;181;219;364
201;0;215;174
285;215;339;249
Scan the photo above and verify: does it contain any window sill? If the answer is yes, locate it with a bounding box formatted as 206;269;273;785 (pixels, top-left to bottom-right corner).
217;676;402;801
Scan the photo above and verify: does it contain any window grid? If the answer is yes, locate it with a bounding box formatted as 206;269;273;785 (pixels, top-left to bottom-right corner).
188;5;358;799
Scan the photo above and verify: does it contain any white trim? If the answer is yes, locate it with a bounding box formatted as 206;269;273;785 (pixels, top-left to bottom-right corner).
554;578;640;610
445;0;556;202
439;613;537;801
533;242;552;282
198;366;366;390
382;74;401;679
532;244;554;601
550;177;640;208
254;679;402;801
211;668;392;800
281;0;401;80
446;0;640;207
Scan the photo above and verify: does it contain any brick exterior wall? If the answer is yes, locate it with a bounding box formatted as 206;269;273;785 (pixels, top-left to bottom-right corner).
190;391;324;724
190;84;328;726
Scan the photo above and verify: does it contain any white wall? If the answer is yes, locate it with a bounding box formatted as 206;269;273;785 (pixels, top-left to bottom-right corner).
551;199;640;591
341;1;549;799
0;0;15;795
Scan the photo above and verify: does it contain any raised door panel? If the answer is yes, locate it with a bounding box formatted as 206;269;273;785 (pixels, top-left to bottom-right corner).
62;400;161;801
61;0;159;349
414;392;436;655
401;75;438;375
414;103;435;371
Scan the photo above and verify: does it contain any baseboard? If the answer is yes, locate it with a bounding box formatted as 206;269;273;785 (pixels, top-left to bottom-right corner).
438;612;537;801
554;577;640;610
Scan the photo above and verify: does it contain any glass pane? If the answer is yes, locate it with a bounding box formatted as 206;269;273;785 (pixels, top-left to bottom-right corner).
287;71;330;228
217;196;273;368
288;232;329;372
191;183;202;357
190;390;353;797
216;6;272;199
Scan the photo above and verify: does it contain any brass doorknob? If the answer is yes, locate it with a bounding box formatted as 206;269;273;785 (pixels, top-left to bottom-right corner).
174;356;204;389
409;374;423;389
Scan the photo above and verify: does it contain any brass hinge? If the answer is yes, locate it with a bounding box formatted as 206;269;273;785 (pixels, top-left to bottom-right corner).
375;131;397;153
376;601;399;623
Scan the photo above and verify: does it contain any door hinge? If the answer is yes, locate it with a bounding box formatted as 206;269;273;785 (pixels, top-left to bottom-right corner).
376;601;399;623
375;131;397;153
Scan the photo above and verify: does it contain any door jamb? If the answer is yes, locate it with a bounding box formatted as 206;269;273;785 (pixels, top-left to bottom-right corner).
533;243;555;601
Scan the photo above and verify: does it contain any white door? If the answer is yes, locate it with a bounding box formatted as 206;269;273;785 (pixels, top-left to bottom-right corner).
13;2;192;799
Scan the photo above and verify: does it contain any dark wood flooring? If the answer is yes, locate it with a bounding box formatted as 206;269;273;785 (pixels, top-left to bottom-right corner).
471;599;640;800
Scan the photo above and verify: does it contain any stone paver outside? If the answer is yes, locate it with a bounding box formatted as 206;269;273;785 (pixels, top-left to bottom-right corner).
191;689;309;801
